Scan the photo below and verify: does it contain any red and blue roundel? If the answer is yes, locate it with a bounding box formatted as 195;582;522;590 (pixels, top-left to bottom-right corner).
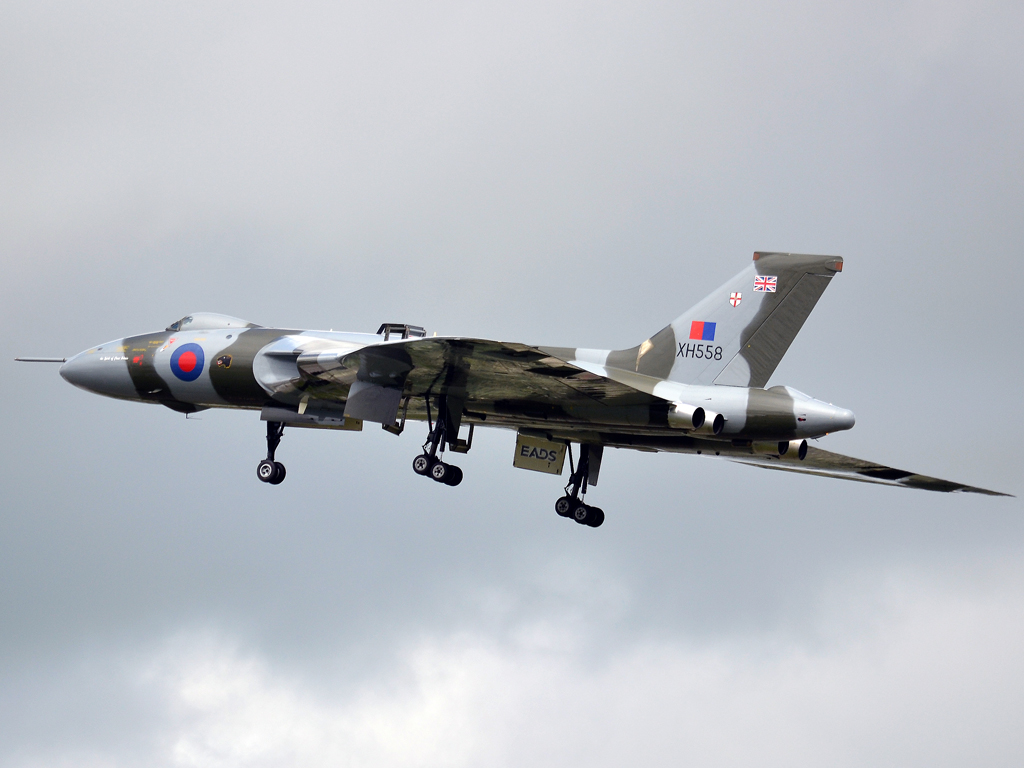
170;343;205;382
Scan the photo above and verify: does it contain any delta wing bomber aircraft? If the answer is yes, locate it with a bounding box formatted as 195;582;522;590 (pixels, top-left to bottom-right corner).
19;252;1009;526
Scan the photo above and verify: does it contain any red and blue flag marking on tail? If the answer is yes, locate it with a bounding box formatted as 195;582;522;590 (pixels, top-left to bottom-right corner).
753;275;777;292
689;321;716;341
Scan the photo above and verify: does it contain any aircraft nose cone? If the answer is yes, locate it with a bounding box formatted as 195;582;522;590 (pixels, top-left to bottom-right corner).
60;346;137;399
59;354;99;391
832;407;856;432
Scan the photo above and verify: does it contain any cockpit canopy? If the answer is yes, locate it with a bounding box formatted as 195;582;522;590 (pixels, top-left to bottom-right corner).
166;312;262;332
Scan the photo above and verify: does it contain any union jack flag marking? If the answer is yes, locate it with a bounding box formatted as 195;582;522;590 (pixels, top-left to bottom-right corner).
753;275;777;292
729;292;742;307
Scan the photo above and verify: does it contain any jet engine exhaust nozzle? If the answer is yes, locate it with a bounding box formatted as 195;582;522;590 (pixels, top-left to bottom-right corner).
668;403;705;430
693;410;725;436
780;439;808;461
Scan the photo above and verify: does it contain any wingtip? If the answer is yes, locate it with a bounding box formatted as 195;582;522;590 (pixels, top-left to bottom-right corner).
963;488;1015;498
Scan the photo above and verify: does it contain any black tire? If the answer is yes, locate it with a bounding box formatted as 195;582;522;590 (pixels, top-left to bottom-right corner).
412;454;434;476
572;502;590;524
269;462;286;485
554;496;573;517
444;465;463;486
430;461;450;483
586;507;605;528
256;459;277;483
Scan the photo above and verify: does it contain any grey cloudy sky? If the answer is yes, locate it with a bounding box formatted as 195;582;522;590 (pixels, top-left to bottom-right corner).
1;1;1022;765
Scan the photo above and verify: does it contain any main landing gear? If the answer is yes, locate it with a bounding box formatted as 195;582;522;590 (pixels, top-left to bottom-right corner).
412;395;464;487
256;420;287;485
555;444;604;527
412;453;463;486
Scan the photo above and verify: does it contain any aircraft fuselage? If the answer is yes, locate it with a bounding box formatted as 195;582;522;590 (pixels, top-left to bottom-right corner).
59;323;854;441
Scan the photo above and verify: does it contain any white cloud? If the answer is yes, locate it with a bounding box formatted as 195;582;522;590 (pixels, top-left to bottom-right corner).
131;560;1024;768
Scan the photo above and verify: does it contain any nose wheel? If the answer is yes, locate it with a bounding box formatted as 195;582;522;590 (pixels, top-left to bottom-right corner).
257;458;286;484
256;420;287;485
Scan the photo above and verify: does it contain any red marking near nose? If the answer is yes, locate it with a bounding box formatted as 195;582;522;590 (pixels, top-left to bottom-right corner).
133;356;141;364
178;351;197;373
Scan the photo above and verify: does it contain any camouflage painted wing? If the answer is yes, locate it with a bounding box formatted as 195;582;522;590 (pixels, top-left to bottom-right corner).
296;337;1012;496
298;336;666;429
731;445;1012;497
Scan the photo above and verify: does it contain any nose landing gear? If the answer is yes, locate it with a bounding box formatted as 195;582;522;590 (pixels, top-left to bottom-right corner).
256;420;287;484
555;444;604;527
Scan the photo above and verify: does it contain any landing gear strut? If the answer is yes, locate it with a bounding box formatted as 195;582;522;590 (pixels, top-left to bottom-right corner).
554;443;604;527
256;420;287;485
412;395;464;487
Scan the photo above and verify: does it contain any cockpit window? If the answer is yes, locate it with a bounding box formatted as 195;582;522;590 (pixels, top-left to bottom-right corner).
164;313;261;332
166;316;194;332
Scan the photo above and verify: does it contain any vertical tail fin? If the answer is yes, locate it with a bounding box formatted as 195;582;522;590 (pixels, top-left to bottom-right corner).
606;252;843;387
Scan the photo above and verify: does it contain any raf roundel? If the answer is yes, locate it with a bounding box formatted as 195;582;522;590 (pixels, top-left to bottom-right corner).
170;343;205;382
